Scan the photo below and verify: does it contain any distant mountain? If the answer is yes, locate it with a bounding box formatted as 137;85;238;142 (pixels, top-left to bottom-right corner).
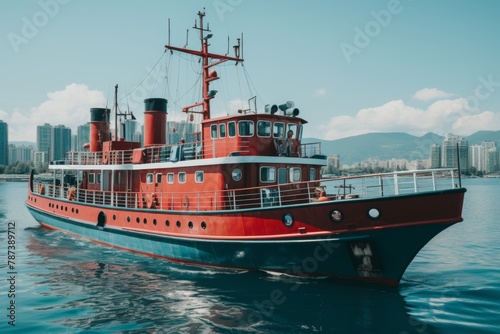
10;141;36;148
466;130;500;145
304;130;500;165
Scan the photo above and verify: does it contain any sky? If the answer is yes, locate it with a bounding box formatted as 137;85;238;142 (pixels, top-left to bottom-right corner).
1;0;500;143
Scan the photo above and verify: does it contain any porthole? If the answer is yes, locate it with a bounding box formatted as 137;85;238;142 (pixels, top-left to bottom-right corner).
201;221;207;229
113;214;116;220
188;221;193;229
153;219;157;226
368;208;380;220
76;209;79;214
136;217;140;223
232;168;242;181
71;208;74;213
176;221;181;228
56;204;59;209
282;213;294;228
127;216;131;222
65;207;68;212
329;210;343;223
165;220;170;227
143;218;147;224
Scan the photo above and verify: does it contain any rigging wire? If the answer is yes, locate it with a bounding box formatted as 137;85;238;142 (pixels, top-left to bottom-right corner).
118;50;166;102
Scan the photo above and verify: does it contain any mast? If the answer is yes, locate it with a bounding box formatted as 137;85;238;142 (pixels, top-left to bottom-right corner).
164;9;243;120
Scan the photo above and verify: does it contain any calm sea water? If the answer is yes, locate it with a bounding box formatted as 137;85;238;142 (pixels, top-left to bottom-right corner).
1;179;499;334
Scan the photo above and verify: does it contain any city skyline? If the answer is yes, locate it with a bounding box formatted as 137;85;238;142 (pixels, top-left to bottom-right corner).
2;116;499;174
1;1;500;142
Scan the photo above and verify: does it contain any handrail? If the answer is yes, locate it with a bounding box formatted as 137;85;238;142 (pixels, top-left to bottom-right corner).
33;168;460;212
63;140;323;166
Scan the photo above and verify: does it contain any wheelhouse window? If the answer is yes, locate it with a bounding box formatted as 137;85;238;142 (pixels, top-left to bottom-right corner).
156;173;162;184
289;167;302;182
219;124;226;138
88;173;95;184
96;173;101;184
167;173;174;184
310;168;316;181
178;172;186;183
287;123;298;139
273;122;285;138
278;168;287;184
257;121;271;137
260;166;276;183
228;121;236;137
195;171;204;183
211;124;218;139
146;173;154;184
238;120;254;137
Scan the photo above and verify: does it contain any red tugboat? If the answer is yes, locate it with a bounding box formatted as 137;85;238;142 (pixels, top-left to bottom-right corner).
26;10;465;286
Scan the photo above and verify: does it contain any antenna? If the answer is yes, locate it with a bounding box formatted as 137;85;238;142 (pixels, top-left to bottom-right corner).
168;18;171;46
183;29;189;48
241;33;244;60
114;84;118;141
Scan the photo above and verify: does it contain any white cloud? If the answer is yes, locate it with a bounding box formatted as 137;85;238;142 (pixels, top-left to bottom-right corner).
313;88;326;97
413;88;455;101
320;97;498;140
3;84;106;142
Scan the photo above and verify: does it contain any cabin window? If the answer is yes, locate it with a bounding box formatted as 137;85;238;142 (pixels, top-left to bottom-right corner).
146;173;154;184
228;121;236;137
97;173;101;184
278;168;287;184
195;171;204;183
298;124;304;140
273;122;285;138
257;121;271;137
156;173;162;184
88;173;95;184
178;172;186;183
287;123;298;139
289;167;302;182
211;124;218;139
167;173;174;184
260;166;276;183
238;121;254;137
310;168;316;181
219;124;226;138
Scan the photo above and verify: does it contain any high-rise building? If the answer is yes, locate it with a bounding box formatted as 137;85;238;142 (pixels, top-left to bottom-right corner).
51;125;72;161
37;123;52;159
480;141;496;172
469;144;481;171
469;141;497;172
442;133;468;170
0;120;8;165
487;148;499;173
8;144;34;163
430;144;441;168
77;123;90;151
121;119;141;142
33;151;47;167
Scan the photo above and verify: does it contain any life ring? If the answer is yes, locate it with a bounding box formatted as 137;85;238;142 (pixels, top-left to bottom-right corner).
102;151;109;164
67;187;76;200
39;184;45;195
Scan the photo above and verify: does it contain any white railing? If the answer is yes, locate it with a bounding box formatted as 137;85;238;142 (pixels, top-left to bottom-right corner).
33;168;460;212
63;140;323;166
